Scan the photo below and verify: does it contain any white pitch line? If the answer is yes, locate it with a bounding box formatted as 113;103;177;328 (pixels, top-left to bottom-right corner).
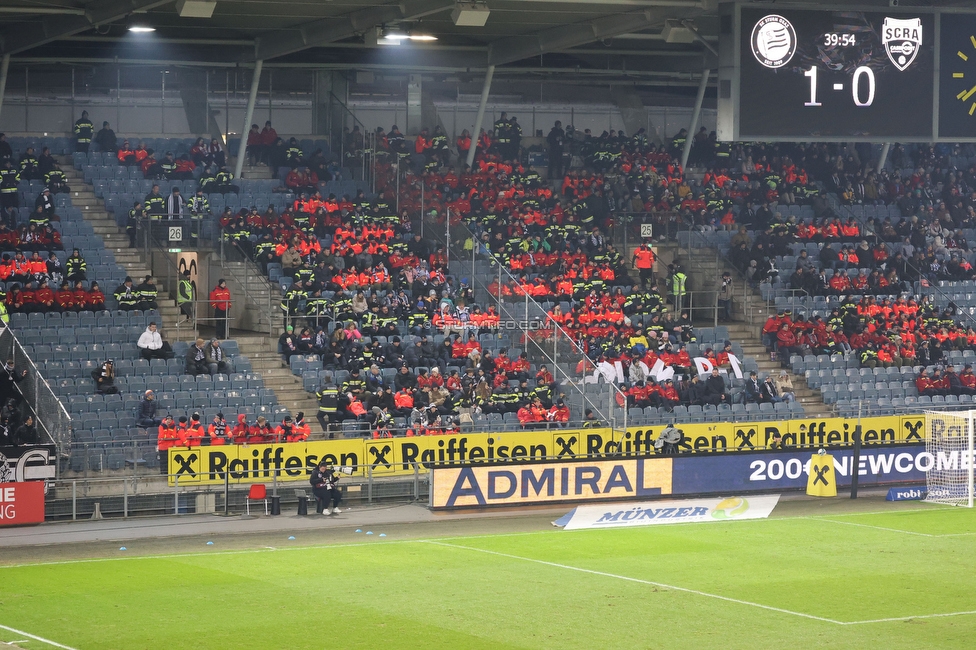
0;530;545;570
422;540;846;625
0;625;78;650
846;609;976;625
805;517;936;537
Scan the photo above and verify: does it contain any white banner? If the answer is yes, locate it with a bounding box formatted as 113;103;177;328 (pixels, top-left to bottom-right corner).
555;494;780;530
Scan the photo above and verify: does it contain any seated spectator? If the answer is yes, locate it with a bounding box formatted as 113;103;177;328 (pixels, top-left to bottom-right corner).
743;371;764;403
137;390;161;427
137;322;174;360
773;370;795;402
92;360;119;394
114;276;139;311
205;339;230;376
185;338;208;376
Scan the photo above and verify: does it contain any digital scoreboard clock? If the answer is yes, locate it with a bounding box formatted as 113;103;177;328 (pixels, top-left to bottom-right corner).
718;6;976;141
732;8;935;140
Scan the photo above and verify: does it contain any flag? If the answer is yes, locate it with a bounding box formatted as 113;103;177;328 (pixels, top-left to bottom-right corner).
806;453;837;497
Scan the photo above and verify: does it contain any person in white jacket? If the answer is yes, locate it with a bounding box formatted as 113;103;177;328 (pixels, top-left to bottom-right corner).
137;322;174;360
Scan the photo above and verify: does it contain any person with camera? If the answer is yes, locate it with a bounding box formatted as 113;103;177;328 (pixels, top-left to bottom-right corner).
718;272;734;322
309;460;342;516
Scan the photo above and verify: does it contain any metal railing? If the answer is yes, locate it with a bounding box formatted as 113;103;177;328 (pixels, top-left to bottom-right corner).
46;463;430;521
423;214;630;439
214;239;278;335
0;327;71;460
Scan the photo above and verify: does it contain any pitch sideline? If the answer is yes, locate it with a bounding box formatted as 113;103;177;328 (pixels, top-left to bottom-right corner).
0;624;80;650
422;540;976;627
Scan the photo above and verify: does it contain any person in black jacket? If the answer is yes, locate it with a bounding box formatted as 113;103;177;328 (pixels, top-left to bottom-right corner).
14;414;37;446
703;367;729;405
309;461;342;515
137;390;161;427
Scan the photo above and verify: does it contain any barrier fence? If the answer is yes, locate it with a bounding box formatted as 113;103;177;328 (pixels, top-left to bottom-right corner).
44;463;429;521
1;327;70;459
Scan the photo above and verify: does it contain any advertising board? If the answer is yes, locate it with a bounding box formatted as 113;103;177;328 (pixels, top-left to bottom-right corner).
430;443;932;508
168;414;928;486
0;482;45;527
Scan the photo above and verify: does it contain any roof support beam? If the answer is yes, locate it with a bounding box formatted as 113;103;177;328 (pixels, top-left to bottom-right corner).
252;0;454;62
487;6;702;67
0;0;172;56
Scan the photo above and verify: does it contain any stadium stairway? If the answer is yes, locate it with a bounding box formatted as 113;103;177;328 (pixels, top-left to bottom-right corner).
59;158;186;337
215;259;284;335
232;334;325;435
668;239;830;418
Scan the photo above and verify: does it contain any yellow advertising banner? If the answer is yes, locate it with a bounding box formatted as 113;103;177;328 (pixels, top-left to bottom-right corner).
167;414;929;486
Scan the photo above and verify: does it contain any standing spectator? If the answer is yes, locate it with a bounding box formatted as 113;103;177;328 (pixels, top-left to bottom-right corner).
209;279;231;338
137;322;174;360
13;415;37;446
205;339;230;376
0;359;27;405
137;390;161;427
166;187;186;219
0;160;19;211
177;270;194;324
718;272;734;322
156;415;179;474
632;242;655;289
246;124;262;165
185;338;208;376
207;413;230;445
73;111;94;152
260;121;278;164
0;133;11;162
94;121;117;152
92;360;119;394
546;120;565;180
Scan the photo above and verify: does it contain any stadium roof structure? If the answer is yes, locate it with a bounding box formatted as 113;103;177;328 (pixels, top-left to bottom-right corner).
2;1;974;109
0;0;715;77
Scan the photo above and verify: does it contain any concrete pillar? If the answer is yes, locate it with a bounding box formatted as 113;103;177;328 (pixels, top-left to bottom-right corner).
233;60;263;181
0;55;10;126
466;65;494;169
681;69;710;170
407;74;422;135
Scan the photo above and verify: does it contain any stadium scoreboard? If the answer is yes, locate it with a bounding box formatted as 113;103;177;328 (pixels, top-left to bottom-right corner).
717;5;976;142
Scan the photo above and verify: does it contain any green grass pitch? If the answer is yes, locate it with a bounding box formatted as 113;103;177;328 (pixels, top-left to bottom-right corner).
2;506;975;649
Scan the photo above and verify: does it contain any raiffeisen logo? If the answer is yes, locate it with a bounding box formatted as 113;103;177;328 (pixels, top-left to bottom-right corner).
711;497;750;520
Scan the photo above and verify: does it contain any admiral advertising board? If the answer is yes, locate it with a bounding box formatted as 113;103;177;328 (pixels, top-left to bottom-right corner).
430;443;936;509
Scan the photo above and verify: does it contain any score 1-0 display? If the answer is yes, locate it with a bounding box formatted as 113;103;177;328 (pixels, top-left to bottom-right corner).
736;9;934;140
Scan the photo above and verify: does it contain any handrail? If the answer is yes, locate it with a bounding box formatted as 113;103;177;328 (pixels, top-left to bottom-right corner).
421;211;630;434
216;237;277;335
0;327;70;457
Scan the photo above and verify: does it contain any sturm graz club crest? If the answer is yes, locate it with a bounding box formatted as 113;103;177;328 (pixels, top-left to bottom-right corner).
882;17;922;71
751;14;796;69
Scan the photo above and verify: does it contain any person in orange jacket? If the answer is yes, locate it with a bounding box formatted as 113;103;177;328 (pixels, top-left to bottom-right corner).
289;412;311;442
156;415;179;474
209;278;231;339
207;413;230;446
231;413;249;444
185;413;207;447
174;416;190;447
